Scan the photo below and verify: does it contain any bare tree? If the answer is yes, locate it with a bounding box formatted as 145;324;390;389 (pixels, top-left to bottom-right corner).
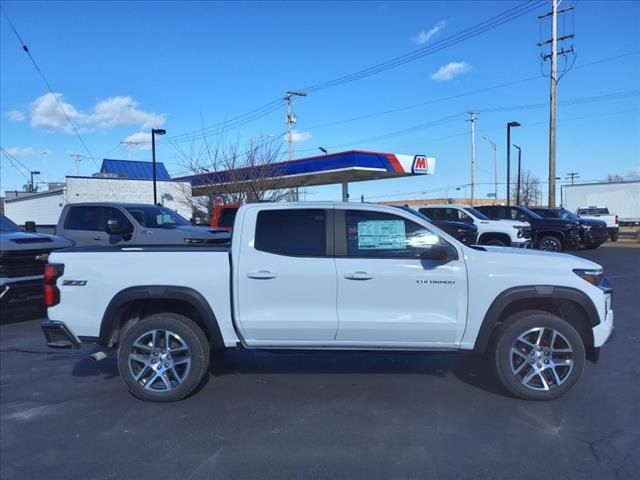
511;170;542;207
173;134;290;221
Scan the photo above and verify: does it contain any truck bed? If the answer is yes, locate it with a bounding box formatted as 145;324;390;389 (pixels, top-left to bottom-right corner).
47;245;237;345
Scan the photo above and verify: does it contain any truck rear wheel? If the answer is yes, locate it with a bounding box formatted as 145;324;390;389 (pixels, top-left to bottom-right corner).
117;313;210;402
609;231;618;242
483;237;508;247
491;311;585;400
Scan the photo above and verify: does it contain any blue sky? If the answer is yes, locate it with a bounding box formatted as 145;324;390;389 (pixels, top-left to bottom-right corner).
1;0;639;203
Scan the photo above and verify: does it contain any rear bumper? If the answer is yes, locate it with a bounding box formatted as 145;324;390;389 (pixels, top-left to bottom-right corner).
41;320;81;349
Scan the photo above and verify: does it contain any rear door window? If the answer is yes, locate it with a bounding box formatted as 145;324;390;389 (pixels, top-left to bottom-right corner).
65;206;103;231
255;209;327;257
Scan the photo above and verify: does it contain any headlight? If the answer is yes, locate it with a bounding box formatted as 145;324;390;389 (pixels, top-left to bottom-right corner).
573;268;603;286
513;225;524;238
184;238;206;244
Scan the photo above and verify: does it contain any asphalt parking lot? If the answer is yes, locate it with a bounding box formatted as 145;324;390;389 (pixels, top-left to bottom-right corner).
1;246;638;480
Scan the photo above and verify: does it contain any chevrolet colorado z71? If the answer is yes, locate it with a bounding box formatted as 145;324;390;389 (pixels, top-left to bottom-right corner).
42;203;614;402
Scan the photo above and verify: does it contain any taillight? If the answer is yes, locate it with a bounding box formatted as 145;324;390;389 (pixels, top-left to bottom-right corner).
615;215;619;225
44;263;64;307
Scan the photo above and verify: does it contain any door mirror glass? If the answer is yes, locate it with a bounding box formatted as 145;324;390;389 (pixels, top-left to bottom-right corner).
419;244;456;262
106;219;122;235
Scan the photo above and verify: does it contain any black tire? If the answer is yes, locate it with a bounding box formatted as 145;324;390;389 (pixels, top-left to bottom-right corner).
609;232;618;242
483;237;508;247
537;235;563;252
491;311;585;400
117;313;210;402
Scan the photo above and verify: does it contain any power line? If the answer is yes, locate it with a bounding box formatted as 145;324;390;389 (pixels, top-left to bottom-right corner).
302;1;545;92
164;1;544;145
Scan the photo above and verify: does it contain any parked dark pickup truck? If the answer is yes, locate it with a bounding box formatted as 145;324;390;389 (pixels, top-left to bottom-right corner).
396;206;479;246
475;205;581;252
531;207;608;249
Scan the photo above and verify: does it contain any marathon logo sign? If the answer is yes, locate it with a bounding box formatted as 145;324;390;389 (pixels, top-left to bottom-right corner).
412;155;429;174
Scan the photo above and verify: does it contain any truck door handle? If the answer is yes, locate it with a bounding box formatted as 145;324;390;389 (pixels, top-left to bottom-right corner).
344;271;374;280
247;270;278;280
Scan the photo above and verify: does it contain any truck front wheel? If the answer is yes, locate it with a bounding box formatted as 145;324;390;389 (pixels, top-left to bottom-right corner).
117;313;210;402
537;235;563;252
492;311;585;400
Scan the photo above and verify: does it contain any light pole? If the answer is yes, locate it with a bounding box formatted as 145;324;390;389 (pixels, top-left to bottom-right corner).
506;121;520;205
483;136;497;204
29;170;41;192
513;144;522;205
151;128;166;205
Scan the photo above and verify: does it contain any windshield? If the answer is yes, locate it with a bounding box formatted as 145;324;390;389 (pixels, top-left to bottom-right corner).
517;207;543;221
0;215;20;233
558;209;580;220
125;206;190;228
464;207;490;220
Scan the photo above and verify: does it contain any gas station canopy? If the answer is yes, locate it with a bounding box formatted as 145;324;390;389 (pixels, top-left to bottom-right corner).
176;150;436;200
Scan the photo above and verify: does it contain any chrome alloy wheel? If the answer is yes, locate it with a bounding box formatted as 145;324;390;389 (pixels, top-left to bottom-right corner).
128;329;191;391
509;327;574;391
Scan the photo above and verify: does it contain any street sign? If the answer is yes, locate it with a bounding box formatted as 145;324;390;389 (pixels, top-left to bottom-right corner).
487;193;496;198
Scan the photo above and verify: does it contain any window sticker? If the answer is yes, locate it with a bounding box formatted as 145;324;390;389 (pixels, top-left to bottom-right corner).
357;220;406;250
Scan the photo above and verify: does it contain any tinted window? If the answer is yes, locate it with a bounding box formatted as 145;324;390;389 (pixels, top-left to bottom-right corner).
255;209;326;256
577;207;609;215
219;208;238;228
419;208;444;221
346;210;443;258
464;207;490;220
65;206;102;231
125;206;190;228
533;209;555;218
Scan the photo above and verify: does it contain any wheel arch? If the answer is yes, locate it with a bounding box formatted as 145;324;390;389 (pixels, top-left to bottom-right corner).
99;286;224;350
474;285;600;362
536;230;566;245
478;231;511;245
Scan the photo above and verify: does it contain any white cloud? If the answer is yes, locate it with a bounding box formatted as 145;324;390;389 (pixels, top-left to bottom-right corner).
4;147;34;158
89;96;165;130
28;92;165;133
6;110;26;122
121;131;153;151
413;21;446;45
431;61;471;81
285;130;312;144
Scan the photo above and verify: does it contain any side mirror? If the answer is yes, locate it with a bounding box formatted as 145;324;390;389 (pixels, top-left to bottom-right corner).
24;221;37;233
106;219;122;235
419;244;457;262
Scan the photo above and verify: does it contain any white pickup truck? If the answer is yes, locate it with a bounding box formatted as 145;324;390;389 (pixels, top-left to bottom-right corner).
417;204;531;247
42;202;614;402
576;206;619;241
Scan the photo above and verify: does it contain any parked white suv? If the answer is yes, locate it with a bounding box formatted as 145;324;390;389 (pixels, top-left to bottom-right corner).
418;205;531;247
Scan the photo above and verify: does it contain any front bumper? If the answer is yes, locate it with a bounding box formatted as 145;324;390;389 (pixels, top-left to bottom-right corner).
41;320;81;349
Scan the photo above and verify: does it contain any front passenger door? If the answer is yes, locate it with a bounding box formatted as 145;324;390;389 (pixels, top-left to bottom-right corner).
335;209;468;346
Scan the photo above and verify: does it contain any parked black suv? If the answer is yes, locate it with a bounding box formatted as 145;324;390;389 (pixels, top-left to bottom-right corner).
530;207;608;249
396;206;478;245
475;205;581;252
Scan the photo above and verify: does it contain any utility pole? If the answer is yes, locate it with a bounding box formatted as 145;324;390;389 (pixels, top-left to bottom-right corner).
68;153;87;176
506;121;520;205
467;112;478;205
566;172;580;184
40;151;49;184
483;136;497;204
120;141;139;160
539;0;575;207
284;91;307;201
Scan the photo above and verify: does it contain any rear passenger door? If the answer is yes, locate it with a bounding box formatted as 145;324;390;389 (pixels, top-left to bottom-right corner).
62;206;107;246
236;207;339;344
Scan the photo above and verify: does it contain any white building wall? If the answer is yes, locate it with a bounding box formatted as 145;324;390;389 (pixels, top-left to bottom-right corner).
4;177;194;226
4;190;65;225
65;177;193;219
